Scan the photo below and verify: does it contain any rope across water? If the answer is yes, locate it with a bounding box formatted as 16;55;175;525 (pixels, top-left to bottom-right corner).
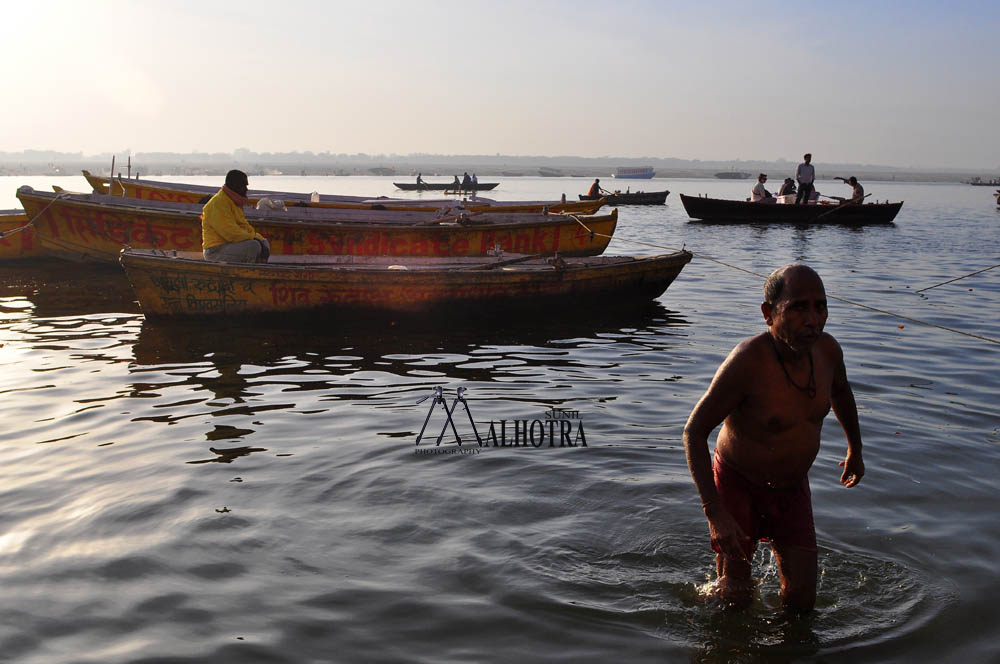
567;214;1000;345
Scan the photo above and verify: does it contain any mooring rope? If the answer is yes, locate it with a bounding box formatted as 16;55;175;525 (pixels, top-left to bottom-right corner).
568;214;1000;345
0;192;72;239
915;264;1000;293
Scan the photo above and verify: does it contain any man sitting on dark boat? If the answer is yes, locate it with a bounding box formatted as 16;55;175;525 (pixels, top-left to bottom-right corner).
587;178;603;198
835;176;865;204
416;173;424;187
201;169;270;263
751;174;776;203
778;178;797;197
462;172;472;189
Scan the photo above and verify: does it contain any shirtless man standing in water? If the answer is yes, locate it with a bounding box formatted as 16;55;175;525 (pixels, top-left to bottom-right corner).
684;264;865;611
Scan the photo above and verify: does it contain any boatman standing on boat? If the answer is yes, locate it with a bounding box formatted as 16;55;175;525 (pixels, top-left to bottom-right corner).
751;174;776;203
683;264;865;611
201;169;270;263
835;176;865;204
795;153;816;205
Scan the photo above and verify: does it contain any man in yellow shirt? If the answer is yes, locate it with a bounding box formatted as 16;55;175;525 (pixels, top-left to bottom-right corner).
201;170;270;263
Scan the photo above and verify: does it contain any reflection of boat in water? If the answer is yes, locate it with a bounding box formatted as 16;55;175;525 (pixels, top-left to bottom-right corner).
580;190;668;205
613;166;655;179
119;248;693;318
680;194;903;224
131;299;691;374
0;258;138;318
714;170;752;179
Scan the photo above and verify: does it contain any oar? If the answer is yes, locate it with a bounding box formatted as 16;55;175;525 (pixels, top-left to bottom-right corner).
461;253;549;270
813;193;872;221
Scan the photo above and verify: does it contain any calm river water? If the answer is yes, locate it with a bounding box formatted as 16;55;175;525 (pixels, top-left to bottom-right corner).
1;175;998;663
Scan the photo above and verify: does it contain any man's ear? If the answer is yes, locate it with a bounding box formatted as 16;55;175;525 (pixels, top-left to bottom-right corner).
761;301;774;326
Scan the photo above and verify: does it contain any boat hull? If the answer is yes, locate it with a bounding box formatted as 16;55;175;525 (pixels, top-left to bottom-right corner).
17;189;617;264
81;172;591;213
119;250;693;317
0;210;40;260
580;190;668;205
393;182;499;191
680;194;903;224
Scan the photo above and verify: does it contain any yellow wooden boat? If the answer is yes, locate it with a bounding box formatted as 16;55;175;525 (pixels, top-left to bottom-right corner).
0;209;41;260
119;248;693;317
17;188;617;264
82;171;604;215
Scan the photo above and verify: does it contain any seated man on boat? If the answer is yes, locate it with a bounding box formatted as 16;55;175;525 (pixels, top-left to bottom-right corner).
587;178;603;198
778;178;797;197
201;169;270;263
751;174;776;203
835;176;865;204
462;172;472;189
416;173;425;187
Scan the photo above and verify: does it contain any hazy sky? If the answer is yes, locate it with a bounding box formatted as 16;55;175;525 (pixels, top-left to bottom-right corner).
2;0;998;169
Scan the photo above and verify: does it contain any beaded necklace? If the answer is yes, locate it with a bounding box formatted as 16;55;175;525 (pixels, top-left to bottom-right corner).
769;332;816;398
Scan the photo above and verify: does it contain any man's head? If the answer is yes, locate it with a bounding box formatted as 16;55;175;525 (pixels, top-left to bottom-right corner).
762;264;828;351
595;178;600;183
847;176;858;185
225;170;249;197
758;173;768;183
803;153;812;163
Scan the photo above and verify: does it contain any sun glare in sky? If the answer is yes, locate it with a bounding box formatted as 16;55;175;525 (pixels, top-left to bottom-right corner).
1;0;998;169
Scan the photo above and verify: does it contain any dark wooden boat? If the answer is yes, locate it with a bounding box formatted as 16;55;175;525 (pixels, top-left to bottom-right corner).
680;194;903;225
119;248;693;317
580;190;669;205
394;182;499;191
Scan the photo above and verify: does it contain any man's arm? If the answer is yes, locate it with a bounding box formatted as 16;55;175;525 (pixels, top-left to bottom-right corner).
829;339;865;487
683;344;753;559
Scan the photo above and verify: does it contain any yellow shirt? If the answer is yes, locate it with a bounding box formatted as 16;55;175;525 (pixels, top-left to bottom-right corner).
201;189;264;250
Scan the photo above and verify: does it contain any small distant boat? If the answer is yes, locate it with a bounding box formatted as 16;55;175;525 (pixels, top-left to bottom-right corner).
680;194;903;225
538;168;564;177
714;170;752;179
0;209;40;260
613;167;655;179
394;181;499;191
994;190;999;207
119;248;693;317
580;190;669;205
965;177;1000;186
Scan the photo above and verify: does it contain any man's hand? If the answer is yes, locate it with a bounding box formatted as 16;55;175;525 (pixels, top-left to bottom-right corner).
705;503;751;561
839;452;865;487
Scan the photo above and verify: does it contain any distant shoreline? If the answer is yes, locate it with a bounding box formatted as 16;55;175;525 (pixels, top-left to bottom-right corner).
0;162;988;184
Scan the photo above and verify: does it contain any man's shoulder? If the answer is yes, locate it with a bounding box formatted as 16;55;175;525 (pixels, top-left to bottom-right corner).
728;333;771;362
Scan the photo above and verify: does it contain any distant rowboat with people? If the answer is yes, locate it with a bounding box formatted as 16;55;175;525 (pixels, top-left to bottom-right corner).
680;194;903;225
393;181;499;191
